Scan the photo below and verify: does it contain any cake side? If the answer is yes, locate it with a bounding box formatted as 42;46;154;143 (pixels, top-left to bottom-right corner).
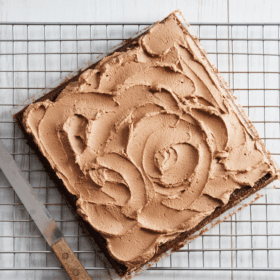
14;11;279;277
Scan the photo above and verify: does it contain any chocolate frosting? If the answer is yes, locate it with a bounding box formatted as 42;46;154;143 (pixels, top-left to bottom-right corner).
23;14;275;269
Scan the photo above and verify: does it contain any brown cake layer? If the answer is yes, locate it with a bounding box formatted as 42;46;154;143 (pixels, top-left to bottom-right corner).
14;11;279;277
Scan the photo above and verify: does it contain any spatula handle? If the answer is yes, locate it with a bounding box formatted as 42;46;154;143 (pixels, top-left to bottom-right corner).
51;238;92;280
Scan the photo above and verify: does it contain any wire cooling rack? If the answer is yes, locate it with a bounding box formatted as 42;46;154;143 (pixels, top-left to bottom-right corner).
0;22;280;280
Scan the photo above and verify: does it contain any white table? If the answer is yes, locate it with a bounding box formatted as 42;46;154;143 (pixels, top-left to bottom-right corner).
1;0;280;23
1;1;280;279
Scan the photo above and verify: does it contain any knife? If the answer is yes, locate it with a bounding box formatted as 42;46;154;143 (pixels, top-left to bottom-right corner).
0;139;92;280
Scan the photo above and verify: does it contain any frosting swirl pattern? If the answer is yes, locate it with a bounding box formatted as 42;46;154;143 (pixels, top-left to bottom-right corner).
23;15;274;268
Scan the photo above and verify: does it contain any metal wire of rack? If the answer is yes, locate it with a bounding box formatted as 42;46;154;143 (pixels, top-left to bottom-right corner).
0;21;280;280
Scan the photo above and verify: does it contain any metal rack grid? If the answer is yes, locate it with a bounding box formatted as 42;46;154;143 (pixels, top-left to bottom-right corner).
0;21;280;280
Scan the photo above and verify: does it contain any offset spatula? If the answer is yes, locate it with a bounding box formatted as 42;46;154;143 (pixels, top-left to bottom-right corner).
0;139;91;280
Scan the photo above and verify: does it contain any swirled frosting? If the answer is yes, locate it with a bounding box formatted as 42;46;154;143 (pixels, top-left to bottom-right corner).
23;14;275;269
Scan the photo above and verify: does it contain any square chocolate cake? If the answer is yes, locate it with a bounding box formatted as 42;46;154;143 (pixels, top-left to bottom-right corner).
14;11;279;277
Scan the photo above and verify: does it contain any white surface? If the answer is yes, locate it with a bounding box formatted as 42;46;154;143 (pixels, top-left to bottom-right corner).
0;0;280;23
0;1;280;280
